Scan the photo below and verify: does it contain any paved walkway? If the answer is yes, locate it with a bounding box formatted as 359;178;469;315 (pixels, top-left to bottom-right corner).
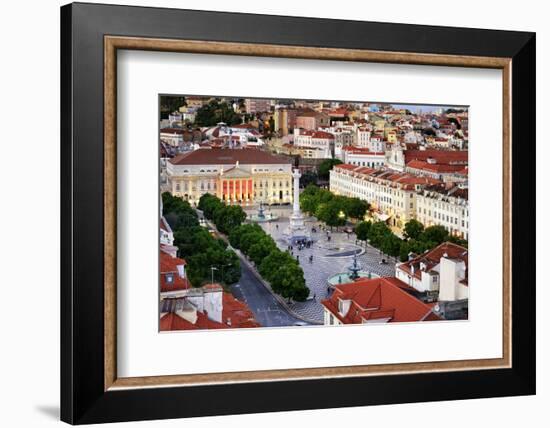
247;206;397;323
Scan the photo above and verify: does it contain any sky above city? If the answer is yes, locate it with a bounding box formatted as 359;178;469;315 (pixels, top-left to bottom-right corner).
389;104;468;113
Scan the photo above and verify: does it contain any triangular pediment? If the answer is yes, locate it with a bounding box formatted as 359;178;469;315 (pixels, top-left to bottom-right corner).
222;166;251;178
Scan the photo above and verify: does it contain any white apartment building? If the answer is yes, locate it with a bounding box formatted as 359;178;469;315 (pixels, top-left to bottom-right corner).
342;147;386;168
330;164;469;234
395;242;468;304
330;164;438;229
356;127;371;148
415;185;469;239
160;128;184;147
293;129;334;159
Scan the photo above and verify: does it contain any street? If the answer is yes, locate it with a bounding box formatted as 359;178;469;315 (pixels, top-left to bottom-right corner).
230;258;311;327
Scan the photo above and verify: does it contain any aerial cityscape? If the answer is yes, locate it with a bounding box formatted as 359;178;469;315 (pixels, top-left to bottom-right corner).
158;95;469;331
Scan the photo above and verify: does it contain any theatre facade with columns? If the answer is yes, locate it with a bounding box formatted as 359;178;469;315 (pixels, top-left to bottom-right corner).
166;148;294;205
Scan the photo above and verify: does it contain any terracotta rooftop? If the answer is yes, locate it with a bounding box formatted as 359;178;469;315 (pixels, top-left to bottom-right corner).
398;242;468;281
169;148;291;166
160;128;185;135
406;159;468;174
321;277;440;324
405;150;468;165
160;289;261;331
312;131;335;139
160;251;190;293
333;164;441;189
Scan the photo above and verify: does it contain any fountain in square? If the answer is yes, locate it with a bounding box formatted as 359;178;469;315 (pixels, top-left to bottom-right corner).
327;252;375;287
249;201;278;223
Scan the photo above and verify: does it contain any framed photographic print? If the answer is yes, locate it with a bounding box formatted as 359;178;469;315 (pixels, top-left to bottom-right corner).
60;2;536;424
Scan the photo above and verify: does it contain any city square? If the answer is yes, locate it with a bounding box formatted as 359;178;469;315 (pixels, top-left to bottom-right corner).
248;205;397;323
158;95;470;331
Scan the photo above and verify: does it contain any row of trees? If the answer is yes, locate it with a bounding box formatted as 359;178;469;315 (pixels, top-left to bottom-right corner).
355;218;468;262
299;184;370;229
198;193;248;235
229;224;309;302
162;192;241;286
198;193;310;302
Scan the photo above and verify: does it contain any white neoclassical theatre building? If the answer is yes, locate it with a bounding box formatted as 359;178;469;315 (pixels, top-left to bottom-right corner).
166;148;294;205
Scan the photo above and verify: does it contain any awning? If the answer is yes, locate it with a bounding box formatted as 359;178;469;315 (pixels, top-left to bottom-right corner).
376;213;390;222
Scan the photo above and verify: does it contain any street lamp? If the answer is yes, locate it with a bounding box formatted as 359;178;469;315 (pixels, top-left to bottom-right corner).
210;266;218;284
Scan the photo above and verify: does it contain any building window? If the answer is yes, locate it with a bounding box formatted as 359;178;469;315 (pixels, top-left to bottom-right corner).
165;273;174;285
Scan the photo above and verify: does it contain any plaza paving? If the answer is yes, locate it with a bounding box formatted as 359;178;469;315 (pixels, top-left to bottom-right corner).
246;206;397;323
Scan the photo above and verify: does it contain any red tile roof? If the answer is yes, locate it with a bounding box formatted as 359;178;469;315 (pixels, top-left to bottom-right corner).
321;277;440;324
160;311;228;331
169;148;291;165
398;242;468;280
160;289;261;331
406;159;467;173
160;251;190;292
160;128;185;135
312;131;335;139
333;164;440;189
222;293;261;328
343;147;385;155
231;123;256;129
404;150;468;165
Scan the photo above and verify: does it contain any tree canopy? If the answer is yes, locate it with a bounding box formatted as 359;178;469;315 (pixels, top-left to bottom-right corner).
352;217;467;262
403;219;424;240
299;184;370;225
317;158;343;180
201;194;310;302
161;192;240;286
194;99;242;126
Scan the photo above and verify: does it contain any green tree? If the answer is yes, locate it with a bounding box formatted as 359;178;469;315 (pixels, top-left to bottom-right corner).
160;96;186;115
404;219;425;240
270;263;309;302
355;221;372;242
399;241;411;262
198;193;222;219
368;221;392;248
420;225;449;245
302;184;320;197
317;158;343;180
248;236;277;265
239;229;265;255
448;234;468;248
300;171;318;188
316;200;346;230
214;204;246;234
228;223;262;249
300;194;318;216
258;250;297;282
195;99;242;126
343;197;369;220
381;234;402;257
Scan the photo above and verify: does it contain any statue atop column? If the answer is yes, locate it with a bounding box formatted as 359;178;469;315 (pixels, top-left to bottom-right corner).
285;168;310;244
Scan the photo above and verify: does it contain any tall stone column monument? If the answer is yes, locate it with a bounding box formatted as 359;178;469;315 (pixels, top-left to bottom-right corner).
285;168;310;244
